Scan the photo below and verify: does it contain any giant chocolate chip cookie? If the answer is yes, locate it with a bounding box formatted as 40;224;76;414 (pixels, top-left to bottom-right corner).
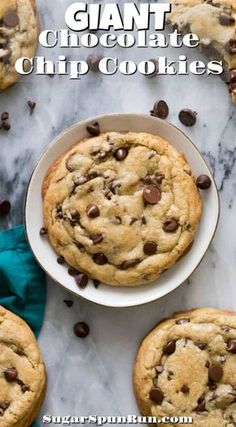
133;308;236;427
168;0;236;103
0;305;46;427
0;0;40;91
42;131;202;287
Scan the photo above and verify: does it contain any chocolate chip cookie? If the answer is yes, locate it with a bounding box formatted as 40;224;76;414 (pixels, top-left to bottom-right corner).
133;308;236;426
0;0;40;91
168;0;236;103
42;131;202;287
0;305;46;426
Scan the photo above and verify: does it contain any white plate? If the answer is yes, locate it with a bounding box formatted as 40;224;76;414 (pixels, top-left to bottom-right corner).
25;114;220;308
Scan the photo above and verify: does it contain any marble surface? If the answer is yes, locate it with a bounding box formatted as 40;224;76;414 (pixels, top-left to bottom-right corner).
0;0;236;425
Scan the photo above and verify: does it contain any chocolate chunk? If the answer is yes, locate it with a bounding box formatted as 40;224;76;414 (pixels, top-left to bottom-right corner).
87;53;103;71
163;219;179;232
143;241;157;255
0;199;11;216
219;12;235;25
86;204;100;218
114;147;128;161
149;388;164;404
150;100;169;119
1;112;9;121
68;267;79;276
57;256;65;265
146;59;159;78
87;122;100;136
163;340;176;355
179;109;197;127
155;365;164;375
39;227;47;236
4;368;18;382
196;175;212;190
91;234;103;244
64;300;74;307
75;273;88;289
74;321;90;338
227;339;236;353
143;185;161;205
208;364;223;382
3;12;19;27
120;259;140;269
1;121;11;131
181;384;190;393
176;318;190;324
93;253;108;265
93;279;100;288
27;101;36;115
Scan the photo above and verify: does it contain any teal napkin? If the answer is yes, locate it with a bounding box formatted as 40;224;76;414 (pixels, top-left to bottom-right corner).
0;225;46;426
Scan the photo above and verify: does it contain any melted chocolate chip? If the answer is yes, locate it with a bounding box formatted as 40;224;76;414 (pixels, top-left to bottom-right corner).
208;364;223;382
163;219;179;232
120;259;140;269
163;340;176;355
3;12;19;27
87;122;100;136
74;322;90;338
179;109;197;127
86;204;100;218
0;199;11;216
75;273;88;289
150;100;169;119
227;339;236;353
196;175;212;190
149;388;164;404
64;300;74;308
143;241;157;255
143;185;161;204
114;147;128;161
219;12;235;25
4;368;18;382
93;253;108;265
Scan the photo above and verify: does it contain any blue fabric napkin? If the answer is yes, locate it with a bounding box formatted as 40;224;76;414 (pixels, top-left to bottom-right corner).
0;225;46;426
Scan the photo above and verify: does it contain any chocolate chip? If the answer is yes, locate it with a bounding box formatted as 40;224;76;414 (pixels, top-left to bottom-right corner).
86;204;100;218
3;12;19;27
93;253;108;265
155;365;164;375
93;279;100;288
230;69;236;84
195;400;205;412
39;227;47;236
57;256;65;265
219;12;235;25
91;234;103;244
120;259;140;269
74;322;90;338
196;342;207;350
0;199;11;216
15;348;25;356
150;100;169;119
4;368;18;382
27;101;36;115
75;273;88;289
163;340;176;355
141;216;147;225
226;39;236;54
181;384;190;393
21;383;30;393
87;53;103;71
114;147;128;161
143;241;157;255
208;364;223;382
146;59;159;78
87;122;100;136
149;388;164;404
1;121;11;131
64;300;74;307
68;267;79;276
227;339;236;353
163;219;179;232
143;185;161;205
179;109;197;127
176;318;190;324
196;175;212;190
1;112;9;121
0;401;10;416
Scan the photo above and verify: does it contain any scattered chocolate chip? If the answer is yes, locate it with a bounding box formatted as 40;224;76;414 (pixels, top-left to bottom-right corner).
208;364;223;382
150;100;169;119
3;12;19;27
4;368;18;382
155;365;164;375
163;219;179;232
227;339;236;353
114;147;128;161
143;185;161;205
1;112;9;121
87;53;103;71
179;109;197;127
120;259;140;270
143;241;157;255
74;321;90;338
149;388;164;404
27;100;36;115
91;234;103;244
68;267;79;276
176;318;190;324
93;253;108;265
64;300;74;308
146;59;159;78
93;279;100;288
1;121;11;131
0;199;11;216
219;12;235;25
86;204;100;218
163;340;176;355
87;122;100;136
181;384;190;393
196;175;212;190
57;256;65;265
75;273;88;289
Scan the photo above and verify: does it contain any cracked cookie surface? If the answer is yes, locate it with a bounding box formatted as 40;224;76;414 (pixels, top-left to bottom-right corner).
168;0;236;103
42;131;201;287
0;305;46;427
133;308;236;427
0;0;39;91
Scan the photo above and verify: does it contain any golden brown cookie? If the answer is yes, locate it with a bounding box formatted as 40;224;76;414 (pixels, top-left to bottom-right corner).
42;131;202;287
133;308;236;427
0;0;40;91
0;305;46;427
168;0;236;103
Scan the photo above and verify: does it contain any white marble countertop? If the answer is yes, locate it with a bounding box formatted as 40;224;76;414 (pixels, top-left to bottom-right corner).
0;0;236;425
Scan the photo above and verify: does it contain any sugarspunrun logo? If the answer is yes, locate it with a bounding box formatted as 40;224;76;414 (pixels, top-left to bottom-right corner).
42;415;193;425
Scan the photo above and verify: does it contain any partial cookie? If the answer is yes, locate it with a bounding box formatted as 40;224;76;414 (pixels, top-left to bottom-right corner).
133;308;236;427
0;305;46;427
0;0;40;91
168;0;236;103
42;131;202;287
